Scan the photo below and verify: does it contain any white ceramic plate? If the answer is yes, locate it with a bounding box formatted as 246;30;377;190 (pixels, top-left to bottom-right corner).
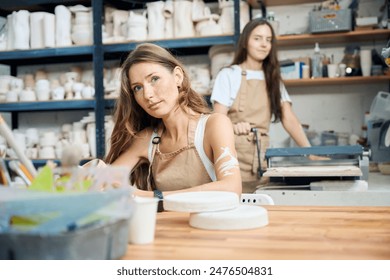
189;205;268;230
163;191;239;213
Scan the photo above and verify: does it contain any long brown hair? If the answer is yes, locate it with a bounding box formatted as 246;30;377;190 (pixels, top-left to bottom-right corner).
105;43;209;188
231;19;283;122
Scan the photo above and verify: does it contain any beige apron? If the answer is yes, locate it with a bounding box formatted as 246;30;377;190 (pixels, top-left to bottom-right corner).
149;116;212;192
228;69;271;184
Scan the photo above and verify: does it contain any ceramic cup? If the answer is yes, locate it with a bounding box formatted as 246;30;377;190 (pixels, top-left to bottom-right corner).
52;86;65;100
128;196;159;245
327;64;338;78
360;49;372;77
339;63;346;77
6;90;18;102
302;65;310;79
39;146;55;159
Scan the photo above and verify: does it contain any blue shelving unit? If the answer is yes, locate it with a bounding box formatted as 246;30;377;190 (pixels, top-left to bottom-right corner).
0;0;241;160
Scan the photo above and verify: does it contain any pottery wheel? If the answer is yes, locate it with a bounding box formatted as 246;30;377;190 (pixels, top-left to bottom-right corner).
189;205;269;230
163;191;239;213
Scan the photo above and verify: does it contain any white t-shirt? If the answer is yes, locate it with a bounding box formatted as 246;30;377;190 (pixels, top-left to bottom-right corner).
210;65;291;108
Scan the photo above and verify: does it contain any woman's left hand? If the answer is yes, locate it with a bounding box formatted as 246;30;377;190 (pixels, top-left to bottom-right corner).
233;122;252;135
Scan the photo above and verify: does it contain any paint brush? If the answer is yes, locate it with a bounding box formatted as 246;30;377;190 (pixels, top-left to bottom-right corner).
0;114;37;178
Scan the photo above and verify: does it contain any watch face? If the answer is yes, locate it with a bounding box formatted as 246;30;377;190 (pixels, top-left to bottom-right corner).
154;189;163;199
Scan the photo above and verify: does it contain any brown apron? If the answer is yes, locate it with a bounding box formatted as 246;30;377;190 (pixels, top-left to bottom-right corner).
228;69;271;183
149;116;212;192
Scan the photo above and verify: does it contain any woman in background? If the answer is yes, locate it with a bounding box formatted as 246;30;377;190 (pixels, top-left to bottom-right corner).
211;19;313;193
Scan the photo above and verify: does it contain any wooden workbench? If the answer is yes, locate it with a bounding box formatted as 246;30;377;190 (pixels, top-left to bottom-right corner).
123;206;390;260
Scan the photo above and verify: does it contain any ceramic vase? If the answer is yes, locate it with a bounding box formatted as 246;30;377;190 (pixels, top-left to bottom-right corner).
6;14;14;50
43;13;55;48
12;10;30;50
112;9;128;42
127;11;148;41
0;16;7;51
55;5;72;47
173;0;195;38
147;1;165;40
164;0;174;38
30;12;45;49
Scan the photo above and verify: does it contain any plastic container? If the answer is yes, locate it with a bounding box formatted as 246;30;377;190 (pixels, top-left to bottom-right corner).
0;218;130;260
311;43;323;78
321;131;338;146
369;91;390;120
309;9;352;33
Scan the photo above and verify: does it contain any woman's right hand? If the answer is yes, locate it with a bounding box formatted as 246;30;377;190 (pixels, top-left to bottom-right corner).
233;122;252;135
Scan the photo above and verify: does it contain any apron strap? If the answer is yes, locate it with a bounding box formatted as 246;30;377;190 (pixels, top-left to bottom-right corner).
187;117;197;145
238;70;247;112
146;127;163;191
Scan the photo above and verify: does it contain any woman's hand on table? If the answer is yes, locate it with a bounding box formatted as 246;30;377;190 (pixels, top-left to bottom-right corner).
308;154;331;161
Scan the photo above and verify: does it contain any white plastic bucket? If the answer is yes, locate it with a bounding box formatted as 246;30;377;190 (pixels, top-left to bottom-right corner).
369;91;390;120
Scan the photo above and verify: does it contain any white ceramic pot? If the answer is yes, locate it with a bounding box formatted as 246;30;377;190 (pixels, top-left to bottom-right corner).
6;90;18;102
25;128;39;147
127;11;148;41
208;44;235;78
52;86;65;100
146;1;165;40
173;0;195;38
12;10;30;50
55;5;72;47
43;13;55;48
19;88;36;102
81;85;95;99
39;146;55;159
30;12;45;49
71;29;92;45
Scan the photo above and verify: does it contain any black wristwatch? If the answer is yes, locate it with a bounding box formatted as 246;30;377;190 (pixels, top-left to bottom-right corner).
153;189;164;212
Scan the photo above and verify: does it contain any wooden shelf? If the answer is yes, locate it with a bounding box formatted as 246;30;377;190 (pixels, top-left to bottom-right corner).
248;0;316;8
284;75;390;87
277;29;390;47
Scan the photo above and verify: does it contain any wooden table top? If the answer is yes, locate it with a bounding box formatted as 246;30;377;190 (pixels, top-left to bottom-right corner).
122;206;390;260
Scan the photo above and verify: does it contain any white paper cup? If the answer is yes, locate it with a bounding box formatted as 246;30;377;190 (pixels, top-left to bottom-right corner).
360;49;372;77
327;64;338;78
302;65;310;79
128;196;159;245
339;63;346;77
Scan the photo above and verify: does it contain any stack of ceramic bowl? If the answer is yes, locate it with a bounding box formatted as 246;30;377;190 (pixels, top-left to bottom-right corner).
39;131;57;159
164;191;269;230
71;6;93;45
71;121;90;158
0;75;12;102
35;79;51;101
25;128;39;159
127;11;148;42
208;44;235;80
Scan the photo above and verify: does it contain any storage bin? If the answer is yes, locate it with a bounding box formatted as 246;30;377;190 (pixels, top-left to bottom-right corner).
309;9;352;34
0;218;130;260
369;91;390;120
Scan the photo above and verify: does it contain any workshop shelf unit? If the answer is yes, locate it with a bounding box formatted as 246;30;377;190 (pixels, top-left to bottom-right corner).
1;0;388;161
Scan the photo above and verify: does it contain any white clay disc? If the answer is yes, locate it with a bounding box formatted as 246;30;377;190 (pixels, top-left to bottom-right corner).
189;205;268;230
163;191;239;213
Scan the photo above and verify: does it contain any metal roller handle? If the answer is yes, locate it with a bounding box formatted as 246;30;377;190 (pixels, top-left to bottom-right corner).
251;128;263;178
